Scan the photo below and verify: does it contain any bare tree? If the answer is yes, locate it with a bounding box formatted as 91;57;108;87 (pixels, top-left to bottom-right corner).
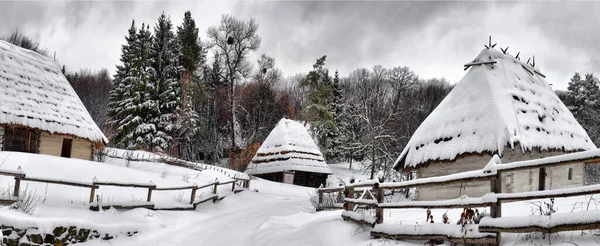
206;14;261;154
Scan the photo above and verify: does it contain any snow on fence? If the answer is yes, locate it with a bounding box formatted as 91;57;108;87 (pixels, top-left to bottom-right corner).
0;168;251;211
102;147;251;180
317;149;600;245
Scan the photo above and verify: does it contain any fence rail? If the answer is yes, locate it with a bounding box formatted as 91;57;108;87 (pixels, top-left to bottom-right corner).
0;166;251;211
318;149;600;245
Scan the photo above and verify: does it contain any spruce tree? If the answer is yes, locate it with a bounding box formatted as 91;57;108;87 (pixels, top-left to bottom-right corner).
113;23;160;150
152;12;181;151
177;11;203;81
108;21;138;148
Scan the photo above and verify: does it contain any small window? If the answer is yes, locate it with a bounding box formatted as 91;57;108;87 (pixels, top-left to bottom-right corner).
568;168;573;180
61;139;73;158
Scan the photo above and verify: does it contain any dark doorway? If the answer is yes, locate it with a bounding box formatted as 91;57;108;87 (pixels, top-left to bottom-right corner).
61;139;73;158
538;168;546;191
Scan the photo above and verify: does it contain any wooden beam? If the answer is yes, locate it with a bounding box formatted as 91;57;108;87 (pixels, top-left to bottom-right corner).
89;187;96;203
190;188;197;204
153;185;198;191
479;222;600;234
370;232;497;245
94;181;156;188
378;173;495;190
13;177;20;197
146;188;153;202
341;214;375;228
22;176;98;189
464;60;497;70
0;169;25;178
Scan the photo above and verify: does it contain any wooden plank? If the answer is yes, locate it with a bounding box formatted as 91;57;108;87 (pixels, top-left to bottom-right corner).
152;205;196;211
378;171;495;190
22;176;98;188
479;222;600;234
153;185;198;191
13;178;21;197
341;214;376;228
0;197;19;205
218;180;236;185
89;203;155;211
378;201;496;209
89;187;96;203
370;231;498;245
193;194;219;206
147;188;153;202
94;181;156;188
497;184;600;203
0;169;25;178
317;187;345;193
190;188;197;204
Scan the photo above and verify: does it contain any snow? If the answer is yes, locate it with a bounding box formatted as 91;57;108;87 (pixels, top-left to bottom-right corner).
379;194;498;208
245;118;332;175
373;223;495;239
341;210;376;224
2;150;600;246
480;209;600;229
395;47;596;169
0;40;107;144
494;148;600;172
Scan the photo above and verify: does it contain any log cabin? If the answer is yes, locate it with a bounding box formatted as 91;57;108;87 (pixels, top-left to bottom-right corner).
0;40;107;160
245;118;332;188
393;46;596;201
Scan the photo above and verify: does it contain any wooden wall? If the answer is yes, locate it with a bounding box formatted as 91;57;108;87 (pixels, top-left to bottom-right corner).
416;144;586;201
39;132;94;160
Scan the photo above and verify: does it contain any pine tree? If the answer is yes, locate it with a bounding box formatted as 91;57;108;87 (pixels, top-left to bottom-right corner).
111;23;160;150
108;21;138;148
566;73;600;184
177;11;203;77
152;12;181;151
327;71;343;162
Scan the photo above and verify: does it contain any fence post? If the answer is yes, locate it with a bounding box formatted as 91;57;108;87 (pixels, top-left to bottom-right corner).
13;177;21;198
318;189;323;204
345;186;355;211
490;171;502;244
231;181;235;192
190;187;197;204
147;188;153;202
375;183;383;224
213;182;218;194
89;187;96;203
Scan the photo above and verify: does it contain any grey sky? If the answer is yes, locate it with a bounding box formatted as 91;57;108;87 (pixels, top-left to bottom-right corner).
1;1;599;90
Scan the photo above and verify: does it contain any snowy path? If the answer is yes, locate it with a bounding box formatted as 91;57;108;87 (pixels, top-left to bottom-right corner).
85;185;372;246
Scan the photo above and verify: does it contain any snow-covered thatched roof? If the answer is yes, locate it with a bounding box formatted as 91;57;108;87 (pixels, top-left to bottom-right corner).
245;118;332;175
394;47;596;170
0;40;107;144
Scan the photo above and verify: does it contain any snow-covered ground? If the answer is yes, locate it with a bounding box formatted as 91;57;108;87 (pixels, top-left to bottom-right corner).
1;152;599;245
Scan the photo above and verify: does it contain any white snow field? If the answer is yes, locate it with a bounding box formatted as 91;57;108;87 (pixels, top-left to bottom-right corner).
0;152;599;245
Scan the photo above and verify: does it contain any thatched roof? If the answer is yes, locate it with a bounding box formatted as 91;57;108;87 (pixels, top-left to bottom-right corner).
0;40;107;144
395;47;596;170
245;118;332;175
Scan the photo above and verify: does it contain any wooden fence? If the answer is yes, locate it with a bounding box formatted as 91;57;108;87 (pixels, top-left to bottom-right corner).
0;167;251;211
317;150;600;245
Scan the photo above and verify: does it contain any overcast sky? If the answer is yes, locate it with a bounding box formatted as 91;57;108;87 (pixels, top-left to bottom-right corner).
1;1;599;90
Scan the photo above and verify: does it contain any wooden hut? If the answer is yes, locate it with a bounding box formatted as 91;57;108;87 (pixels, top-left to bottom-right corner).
245;118;332;188
0;40;107;160
393;46;596;201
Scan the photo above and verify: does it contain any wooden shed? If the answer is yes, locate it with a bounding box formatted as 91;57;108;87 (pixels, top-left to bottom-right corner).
393;46;596;201
245;118;332;188
0;40;107;160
